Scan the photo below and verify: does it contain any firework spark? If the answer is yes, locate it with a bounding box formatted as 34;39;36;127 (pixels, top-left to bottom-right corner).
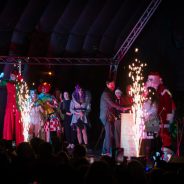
16;61;31;142
17;81;30;142
128;59;147;156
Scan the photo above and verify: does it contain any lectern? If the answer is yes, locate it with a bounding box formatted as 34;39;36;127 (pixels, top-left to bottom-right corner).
120;113;137;158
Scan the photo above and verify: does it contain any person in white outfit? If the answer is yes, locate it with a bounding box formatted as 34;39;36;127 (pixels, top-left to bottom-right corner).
29;89;44;140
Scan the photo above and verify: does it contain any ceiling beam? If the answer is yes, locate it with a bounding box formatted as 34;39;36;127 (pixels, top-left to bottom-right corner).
0;56;114;66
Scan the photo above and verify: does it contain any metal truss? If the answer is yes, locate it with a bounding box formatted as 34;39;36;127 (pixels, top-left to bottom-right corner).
113;0;162;65
0;56;114;66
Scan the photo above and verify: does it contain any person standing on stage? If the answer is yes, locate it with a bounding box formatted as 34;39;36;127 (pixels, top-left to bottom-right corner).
61;91;75;149
99;79;125;156
113;88;123;149
38;82;61;143
141;86;161;159
121;84;134;111
28;89;44;140
145;72;175;153
142;87;160;135
0;69;24;146
70;84;91;147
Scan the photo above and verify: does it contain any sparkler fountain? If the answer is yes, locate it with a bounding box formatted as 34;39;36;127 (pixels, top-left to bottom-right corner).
17;61;30;142
128;58;147;157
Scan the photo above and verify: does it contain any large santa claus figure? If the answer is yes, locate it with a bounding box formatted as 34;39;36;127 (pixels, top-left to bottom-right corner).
145;72;175;151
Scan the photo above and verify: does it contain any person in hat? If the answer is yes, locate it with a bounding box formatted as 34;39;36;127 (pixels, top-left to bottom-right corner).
38;82;61;144
121;84;134;110
0;69;24;146
114;86;133;149
113;88;124;149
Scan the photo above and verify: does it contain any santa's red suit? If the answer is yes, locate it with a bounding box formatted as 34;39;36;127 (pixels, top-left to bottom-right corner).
157;84;173;147
145;72;174;149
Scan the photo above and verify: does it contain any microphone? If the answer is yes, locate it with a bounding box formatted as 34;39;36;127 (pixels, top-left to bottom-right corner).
159;107;165;115
159;107;166;121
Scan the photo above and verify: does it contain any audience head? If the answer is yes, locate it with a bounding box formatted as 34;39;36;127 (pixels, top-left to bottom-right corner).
38;142;53;159
16;142;35;160
72;144;87;159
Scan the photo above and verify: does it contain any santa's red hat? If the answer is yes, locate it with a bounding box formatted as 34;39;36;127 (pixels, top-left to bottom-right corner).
10;68;19;76
148;71;161;78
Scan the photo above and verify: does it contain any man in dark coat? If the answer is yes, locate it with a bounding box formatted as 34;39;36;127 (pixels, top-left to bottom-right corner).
99;79;125;156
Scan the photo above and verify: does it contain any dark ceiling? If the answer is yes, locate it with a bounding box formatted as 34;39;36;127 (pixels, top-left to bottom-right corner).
0;0;151;90
0;0;150;58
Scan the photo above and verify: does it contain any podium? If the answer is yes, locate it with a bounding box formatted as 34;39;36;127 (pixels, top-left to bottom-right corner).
120;113;137;158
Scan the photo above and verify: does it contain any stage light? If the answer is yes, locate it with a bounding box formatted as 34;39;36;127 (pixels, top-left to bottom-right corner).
135;48;139;53
48;71;52;76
